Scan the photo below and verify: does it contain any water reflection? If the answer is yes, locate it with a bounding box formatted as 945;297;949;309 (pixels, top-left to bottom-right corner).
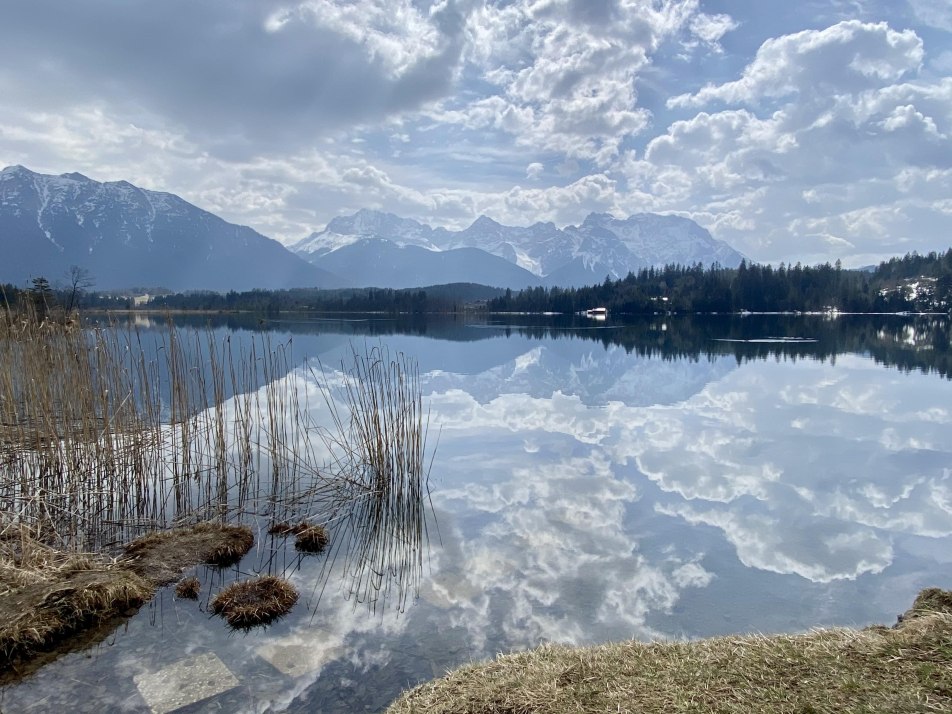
3;314;952;713
92;312;952;388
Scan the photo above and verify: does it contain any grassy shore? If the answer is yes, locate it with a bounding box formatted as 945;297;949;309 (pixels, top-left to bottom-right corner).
387;588;952;714
0;523;255;676
0;534;150;678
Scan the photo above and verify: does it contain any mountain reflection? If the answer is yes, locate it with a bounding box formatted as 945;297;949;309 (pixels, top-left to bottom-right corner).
7;313;950;713
111;312;952;384
412;350;952;676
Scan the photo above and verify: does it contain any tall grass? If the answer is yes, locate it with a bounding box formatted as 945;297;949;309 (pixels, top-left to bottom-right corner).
308;345;435;612
0;311;433;607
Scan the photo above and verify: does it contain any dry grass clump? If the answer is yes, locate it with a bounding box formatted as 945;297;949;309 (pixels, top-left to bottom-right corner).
387;588;952;714
211;576;298;628
267;520;329;553
294;524;329;553
900;586;952;622
0;535;154;666
267;521;307;536
174;577;200;599
123;523;254;585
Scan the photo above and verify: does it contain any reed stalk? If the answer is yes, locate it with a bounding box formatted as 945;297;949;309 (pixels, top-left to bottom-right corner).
307;344;434;612
1;312;433;609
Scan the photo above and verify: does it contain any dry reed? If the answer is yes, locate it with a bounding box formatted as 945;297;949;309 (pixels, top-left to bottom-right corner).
1;312;433;615
308;344;434;612
0;317;328;551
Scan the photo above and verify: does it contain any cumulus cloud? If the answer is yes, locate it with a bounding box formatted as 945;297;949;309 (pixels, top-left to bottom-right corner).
618;20;952;264
668;21;923;108
688;12;739;49
1;3;951;265
446;0;721;165
0;0;471;154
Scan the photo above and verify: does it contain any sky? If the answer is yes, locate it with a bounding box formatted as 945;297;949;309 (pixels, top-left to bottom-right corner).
1;0;951;267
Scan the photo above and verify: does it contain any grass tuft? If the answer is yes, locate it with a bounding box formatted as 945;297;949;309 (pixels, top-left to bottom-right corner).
902;586;952;620
211;575;298;629
294;524;329;554
386;588;952;714
174;576;200;599
123;523;254;585
267;521;304;536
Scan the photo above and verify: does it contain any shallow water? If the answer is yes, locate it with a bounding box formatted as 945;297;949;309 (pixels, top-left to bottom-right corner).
3;314;951;712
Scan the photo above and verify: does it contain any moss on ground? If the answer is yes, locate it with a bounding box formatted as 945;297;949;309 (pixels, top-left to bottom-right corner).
387;588;952;714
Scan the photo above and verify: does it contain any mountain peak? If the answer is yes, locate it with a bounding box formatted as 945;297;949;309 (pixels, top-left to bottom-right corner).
2;164;33;177
0;165;338;291
325;208;418;235
470;215;501;229
582;212;618;226
295;207;744;286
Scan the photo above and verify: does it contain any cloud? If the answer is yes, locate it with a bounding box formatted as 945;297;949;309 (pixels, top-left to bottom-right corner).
669;21;923;108
616;21;952;264
501;174;619;224
688;12;739;50
445;0;720;165
909;0;952;32
0;0;472;155
1;4;950;266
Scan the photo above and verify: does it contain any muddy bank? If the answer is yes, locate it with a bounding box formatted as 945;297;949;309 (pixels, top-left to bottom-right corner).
123;522;254;585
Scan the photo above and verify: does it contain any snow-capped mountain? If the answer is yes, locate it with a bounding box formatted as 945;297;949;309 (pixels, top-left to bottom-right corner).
314;238;540;290
292;209;441;258
0;165;339;291
293;209;744;288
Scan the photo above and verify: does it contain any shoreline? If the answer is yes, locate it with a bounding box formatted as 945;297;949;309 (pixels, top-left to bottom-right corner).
0;523;255;681
386;588;952;714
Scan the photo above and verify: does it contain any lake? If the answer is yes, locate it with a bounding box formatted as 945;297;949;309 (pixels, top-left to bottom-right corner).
3;313;951;712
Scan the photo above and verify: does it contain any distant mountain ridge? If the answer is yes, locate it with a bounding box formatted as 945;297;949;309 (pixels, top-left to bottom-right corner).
0;165;745;292
312;238;541;290
292;208;745;288
0;165;339;291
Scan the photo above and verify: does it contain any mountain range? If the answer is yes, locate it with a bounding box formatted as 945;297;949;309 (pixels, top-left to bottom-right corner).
0;166;744;292
0;165;337;292
292;209;745;288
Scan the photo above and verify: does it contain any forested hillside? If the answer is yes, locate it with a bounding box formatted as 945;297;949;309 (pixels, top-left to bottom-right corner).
487;250;952;314
5;251;950;317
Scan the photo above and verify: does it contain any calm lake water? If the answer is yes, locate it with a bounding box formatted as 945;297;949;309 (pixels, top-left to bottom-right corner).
3;313;952;712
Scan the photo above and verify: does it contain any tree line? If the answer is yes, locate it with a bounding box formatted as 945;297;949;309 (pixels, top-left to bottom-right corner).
5;250;951;318
487;250;952;314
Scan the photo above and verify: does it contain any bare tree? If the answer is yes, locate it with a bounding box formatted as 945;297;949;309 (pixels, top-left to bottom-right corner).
64;266;95;315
